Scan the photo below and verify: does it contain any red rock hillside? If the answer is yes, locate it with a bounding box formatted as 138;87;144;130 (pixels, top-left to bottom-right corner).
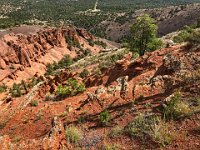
0;42;199;149
0;26;104;87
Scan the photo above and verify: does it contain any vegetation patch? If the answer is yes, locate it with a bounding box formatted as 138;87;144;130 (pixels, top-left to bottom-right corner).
99;110;111;126
55;78;86;99
162;92;191;120
30;100;38;107
65;126;82;144
108;126;123;138
0;83;7;93
100;144;121;150
126;113;173;147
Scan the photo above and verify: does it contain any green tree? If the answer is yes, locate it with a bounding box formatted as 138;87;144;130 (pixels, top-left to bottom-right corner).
129;14;162;56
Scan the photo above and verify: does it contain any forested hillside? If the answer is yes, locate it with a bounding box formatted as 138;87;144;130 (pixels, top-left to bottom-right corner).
0;0;199;30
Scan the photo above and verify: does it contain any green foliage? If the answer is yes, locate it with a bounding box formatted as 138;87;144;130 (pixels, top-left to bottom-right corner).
65;126;82;144
88;38;94;47
129;14;162;56
94;40;107;49
0;0;199;39
100;144;121;150
55;78;86;99
77;116;85;124
126;114;172;146
28;77;41;88
30;100;38;107
99;110;111;126
45;63;54;76
80;69;90;78
197;18;200;28
9;83;22;97
173;26;193;43
65;33;80;49
55;85;71;98
162;93;191;120
21;80;28;93
45;55;73;76
108;126;123;138
186;29;200;48
147;38;163;51
0;83;7;93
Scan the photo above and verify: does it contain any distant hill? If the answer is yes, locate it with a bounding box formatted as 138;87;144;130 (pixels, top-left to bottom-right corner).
0;0;200;34
97;3;200;42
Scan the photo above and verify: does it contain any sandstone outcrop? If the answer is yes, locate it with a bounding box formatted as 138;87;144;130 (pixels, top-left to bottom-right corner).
0;27;96;85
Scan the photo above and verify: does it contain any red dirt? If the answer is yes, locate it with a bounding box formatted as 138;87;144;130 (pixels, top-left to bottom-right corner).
0;34;199;149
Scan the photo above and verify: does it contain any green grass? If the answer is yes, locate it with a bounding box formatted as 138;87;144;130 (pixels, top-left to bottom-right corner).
108;126;123;138
65;126;82;144
126;113;173;147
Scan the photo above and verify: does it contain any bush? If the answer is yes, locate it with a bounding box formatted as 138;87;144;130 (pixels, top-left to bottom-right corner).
55;79;86;99
162;92;191;119
88;38;94;47
30;100;38;107
108;126;123;138
80;69;90;78
99;110;111;126
45;63;54;76
126;114;172;146
147;38;163;51
186;30;200;48
65;126;82;144
173;26;195;44
94;40;107;49
0;83;7;93
45;55;73;76
100;144;121;150
10;83;22;97
55;85;71;98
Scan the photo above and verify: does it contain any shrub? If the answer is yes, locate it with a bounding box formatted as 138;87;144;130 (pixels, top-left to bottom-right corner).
55;79;86;99
88;38;94;47
80;69;90;78
30;100;38;107
75;83;86;94
108;126;123;138
45;93;56;101
99;110;111;126
21;80;28;93
0;83;7;93
45;55;73;76
65;126;82;144
45;63;54;76
186;30;200;48
55;85;71;98
126;114;172;146
94;40;107;49
77;116;85;124
10;83;22;97
162;92;191;119
100;144;121;150
173;29;192;43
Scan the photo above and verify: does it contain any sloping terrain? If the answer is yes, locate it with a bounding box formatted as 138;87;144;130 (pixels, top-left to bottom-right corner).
0;39;199;149
99;3;200;41
0;25;109;87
